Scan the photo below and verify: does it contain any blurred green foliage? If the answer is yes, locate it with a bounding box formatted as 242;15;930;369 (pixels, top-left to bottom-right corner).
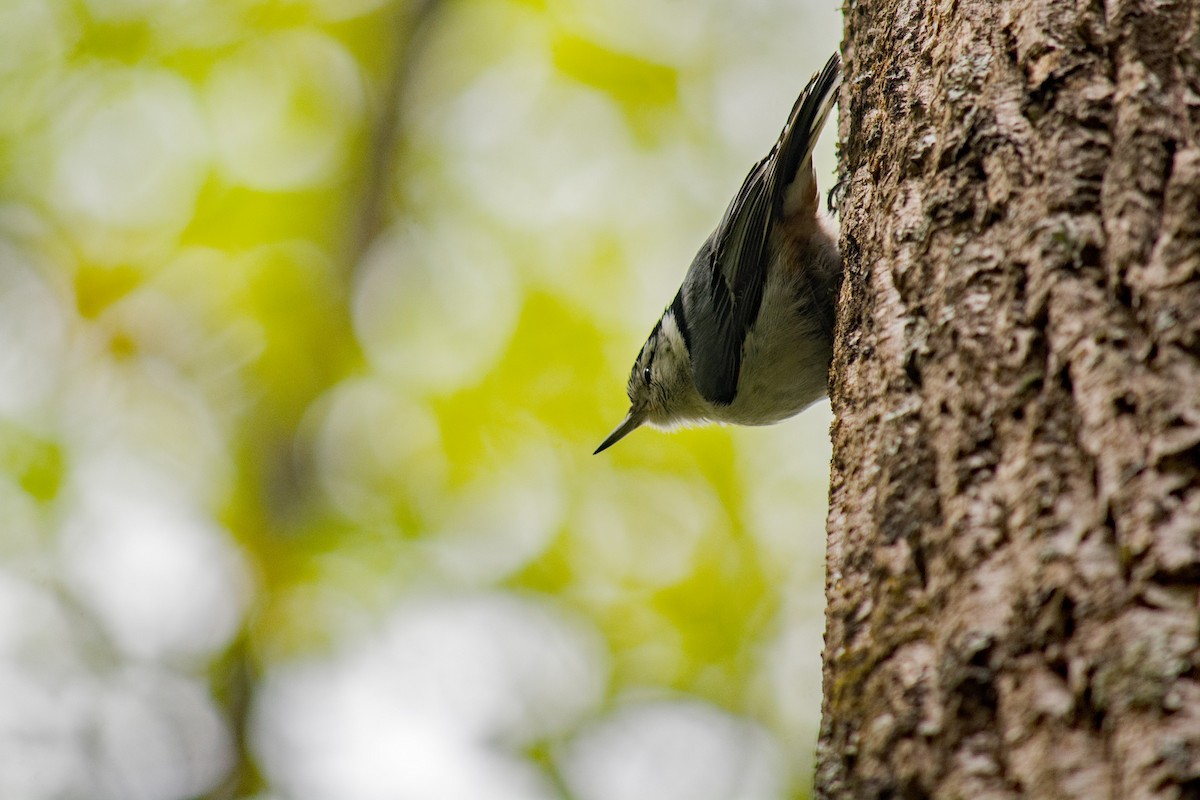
0;0;840;797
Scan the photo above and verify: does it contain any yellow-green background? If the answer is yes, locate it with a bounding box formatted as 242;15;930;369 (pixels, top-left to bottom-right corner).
0;0;839;797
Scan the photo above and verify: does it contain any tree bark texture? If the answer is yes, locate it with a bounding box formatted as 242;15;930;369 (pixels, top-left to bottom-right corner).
819;1;1200;798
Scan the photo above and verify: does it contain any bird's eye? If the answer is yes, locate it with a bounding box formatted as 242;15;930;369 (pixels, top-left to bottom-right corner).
642;366;652;385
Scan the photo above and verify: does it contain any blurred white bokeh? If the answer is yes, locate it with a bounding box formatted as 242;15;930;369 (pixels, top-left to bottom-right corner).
206;31;364;190
354;221;521;392
0;573;235;800
562;697;786;800
0;0;78;76
48;69;210;244
253;593;608;800
442;60;637;230
79;667;236;800
60;457;250;661
425;446;567;584
0;245;70;416
571;468;724;588
312;377;448;520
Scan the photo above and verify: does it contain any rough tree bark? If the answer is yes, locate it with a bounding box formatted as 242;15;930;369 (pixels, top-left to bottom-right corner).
818;1;1200;798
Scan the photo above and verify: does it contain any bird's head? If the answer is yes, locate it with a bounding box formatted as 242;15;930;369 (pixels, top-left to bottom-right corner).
594;303;705;454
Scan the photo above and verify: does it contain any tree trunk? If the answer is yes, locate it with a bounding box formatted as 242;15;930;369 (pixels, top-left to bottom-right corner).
818;1;1200;798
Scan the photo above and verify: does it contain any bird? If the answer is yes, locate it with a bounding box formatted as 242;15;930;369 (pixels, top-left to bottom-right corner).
595;53;842;454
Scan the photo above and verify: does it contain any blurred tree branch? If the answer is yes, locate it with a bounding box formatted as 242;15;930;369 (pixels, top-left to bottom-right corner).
204;636;259;800
209;4;444;797
345;0;444;273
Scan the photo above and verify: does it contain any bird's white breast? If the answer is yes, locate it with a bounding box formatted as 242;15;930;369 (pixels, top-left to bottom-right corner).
706;220;837;426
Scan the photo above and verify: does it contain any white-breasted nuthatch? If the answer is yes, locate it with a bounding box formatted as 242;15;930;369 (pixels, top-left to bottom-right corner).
595;54;842;454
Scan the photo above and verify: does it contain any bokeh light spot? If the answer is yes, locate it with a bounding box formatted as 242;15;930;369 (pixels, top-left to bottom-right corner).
49;69;210;234
254;593;607;800
353;222;520;392
562;698;785;800
0;247;70;415
61;463;251;661
206;31;364;190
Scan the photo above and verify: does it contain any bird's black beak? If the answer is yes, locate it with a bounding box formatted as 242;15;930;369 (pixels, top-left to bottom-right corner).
593;408;646;454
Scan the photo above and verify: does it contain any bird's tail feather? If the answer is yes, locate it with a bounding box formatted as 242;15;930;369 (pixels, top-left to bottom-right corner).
771;53;842;218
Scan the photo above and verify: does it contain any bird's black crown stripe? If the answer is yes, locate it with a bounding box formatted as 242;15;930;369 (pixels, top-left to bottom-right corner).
670;290;691;351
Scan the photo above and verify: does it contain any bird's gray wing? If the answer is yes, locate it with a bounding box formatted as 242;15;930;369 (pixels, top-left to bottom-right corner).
686;54;842;406
684;166;772;406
